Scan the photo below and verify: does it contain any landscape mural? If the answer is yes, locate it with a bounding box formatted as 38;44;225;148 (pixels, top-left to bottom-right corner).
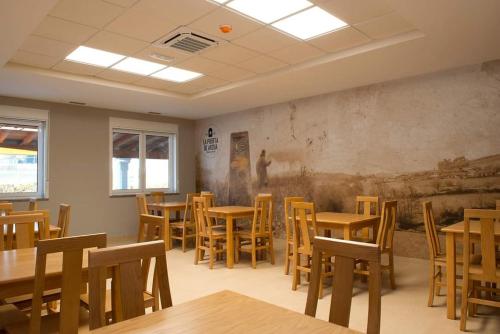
195;60;500;239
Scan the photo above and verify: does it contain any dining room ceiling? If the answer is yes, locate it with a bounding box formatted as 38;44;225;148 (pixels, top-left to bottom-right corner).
0;0;499;119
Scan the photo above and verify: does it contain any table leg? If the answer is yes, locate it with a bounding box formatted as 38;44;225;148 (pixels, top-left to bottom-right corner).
446;232;456;320
226;215;234;269
343;226;351;240
163;208;171;251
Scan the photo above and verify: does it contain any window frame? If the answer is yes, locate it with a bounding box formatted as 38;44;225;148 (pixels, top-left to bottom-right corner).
109;118;178;196
0;106;49;200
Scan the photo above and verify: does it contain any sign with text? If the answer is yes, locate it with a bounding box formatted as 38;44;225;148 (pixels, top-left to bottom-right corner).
203;126;218;154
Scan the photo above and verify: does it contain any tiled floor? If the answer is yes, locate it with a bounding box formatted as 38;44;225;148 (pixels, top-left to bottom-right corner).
115;238;500;333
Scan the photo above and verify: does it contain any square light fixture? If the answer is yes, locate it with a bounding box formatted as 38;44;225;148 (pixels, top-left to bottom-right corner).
65;46;125;67
227;0;313;24
151;67;203;83
272;6;347;40
112;57;166;76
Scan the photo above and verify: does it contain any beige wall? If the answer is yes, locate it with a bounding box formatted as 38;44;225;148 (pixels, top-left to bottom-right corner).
0;95;196;237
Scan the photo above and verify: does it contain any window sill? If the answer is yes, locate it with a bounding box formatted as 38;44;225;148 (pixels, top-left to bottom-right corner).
109;192;180;198
0;197;49;202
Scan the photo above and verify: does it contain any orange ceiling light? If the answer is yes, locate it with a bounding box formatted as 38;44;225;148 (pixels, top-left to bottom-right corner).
219;24;233;33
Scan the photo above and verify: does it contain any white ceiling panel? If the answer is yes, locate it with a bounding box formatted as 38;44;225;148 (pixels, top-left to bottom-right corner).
309;27;370;53
269;42;324;64
97;69;143;83
176;56;228;76
237;55;287;74
33;16;99;45
103;0;139;8
19;35;76;59
85;31;149;55
50;0;124;28
316;0;393;24
355;13;415;40
202;43;259;65
232;26;299;53
9;50;60;69
133;0;217;25
52;60;104;76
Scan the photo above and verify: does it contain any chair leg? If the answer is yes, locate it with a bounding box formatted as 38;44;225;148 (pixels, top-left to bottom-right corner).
427;261;436;307
460;278;469;331
435;265;442;296
137;222;145;242
235;236;240;264
269;236;275;265
209;238;214;269
182;226;186;252
251;238;257;269
194;236;200;265
284;242;290;275
389;252;396;289
292;252;299;291
319;271;324;300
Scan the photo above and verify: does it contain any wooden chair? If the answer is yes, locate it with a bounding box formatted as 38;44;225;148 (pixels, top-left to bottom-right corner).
460;209;500;331
87;240;172;330
496;200;500;210
0;213;45;250
291;202;333;298
355;200;397;289
423;201;450;306
200;191;215;207
235;194;275;268
193;196;227;269
56;204;71;238
9;209;51;240
149;191;165;204
305;237;381;334
0;202;13;215
170;193;199;252
284;196;304;275
137;214;166;243
136;194;148;215
353;196;380;241
28;198;38;211
4;233;107;334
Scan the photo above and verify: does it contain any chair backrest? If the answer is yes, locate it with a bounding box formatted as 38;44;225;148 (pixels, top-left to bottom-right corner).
305;237;381;334
496;200;500;210
200;191;215;207
251;194;273;235
0;202;13;215
376;201;397;251
463;209;500;282
136;194;148;215
355;196;380;216
88;240;172;330
149;192;165;204
183;193;199;224
0;213;44;250
30;233;107;334
284;197;304;241
291;201;317;255
139;214;166;241
57;204;71;237
192;196;213;236
422;201;441;259
28;198;38;211
9;209;51;239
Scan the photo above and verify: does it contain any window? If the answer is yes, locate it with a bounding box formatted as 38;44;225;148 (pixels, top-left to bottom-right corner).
110;118;177;195
0;106;48;199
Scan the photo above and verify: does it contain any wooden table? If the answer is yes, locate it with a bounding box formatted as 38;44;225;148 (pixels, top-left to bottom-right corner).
442;220;500;319
207;206;255;269
0;247;89;299
147;202;186;250
312;212;380;240
92;290;359;333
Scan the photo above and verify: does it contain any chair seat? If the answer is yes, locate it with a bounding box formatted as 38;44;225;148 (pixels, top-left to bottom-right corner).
170;221;195;228
434;254;480;265
199;229;227;238
80;289;154;315
5;306;90;334
236;230;270;238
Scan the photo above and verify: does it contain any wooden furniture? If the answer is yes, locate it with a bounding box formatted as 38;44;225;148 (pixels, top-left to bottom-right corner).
56;204;71;238
170;193;199;252
4;233;107;334
353;196;379;240
91;290;360;334
291;202;334;298
496;200;500;210
306;237;381;334
442;219;500;319
137;214;166;243
146;201;186;250
235;194;275;268
423;201;449;306
136;194;148;215
459;209;500;331
200;191;215;207
354;201;397;289
88;240;172;330
284;197;304;275
0;213;45;250
207;206;255;269
28;198;38;211
311;212;380;241
0;202;13;214
193;197;227;269
150;191;165;204
8;209;58;240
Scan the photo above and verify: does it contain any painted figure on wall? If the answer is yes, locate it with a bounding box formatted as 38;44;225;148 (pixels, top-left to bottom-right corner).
256;149;271;188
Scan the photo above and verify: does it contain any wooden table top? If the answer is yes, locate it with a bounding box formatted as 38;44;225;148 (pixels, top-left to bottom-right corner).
313;212;380;225
4;224;60;234
0;247;89;285
208;206;255;215
147;202;186;209
92;290;359;334
442;221;500;235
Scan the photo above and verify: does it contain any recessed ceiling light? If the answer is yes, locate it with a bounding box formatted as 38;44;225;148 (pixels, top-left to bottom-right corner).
272;6;348;40
65;46;125;67
112;57;166;76
151;67;203;83
227;0;313;24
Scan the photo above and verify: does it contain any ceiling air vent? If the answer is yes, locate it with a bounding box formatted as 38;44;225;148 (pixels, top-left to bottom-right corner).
153;28;220;55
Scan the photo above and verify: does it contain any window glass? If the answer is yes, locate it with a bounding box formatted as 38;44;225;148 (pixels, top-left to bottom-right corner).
145;135;169;189
112;132;140;190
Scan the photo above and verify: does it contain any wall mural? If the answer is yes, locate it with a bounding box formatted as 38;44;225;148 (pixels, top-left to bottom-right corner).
195;60;500;239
